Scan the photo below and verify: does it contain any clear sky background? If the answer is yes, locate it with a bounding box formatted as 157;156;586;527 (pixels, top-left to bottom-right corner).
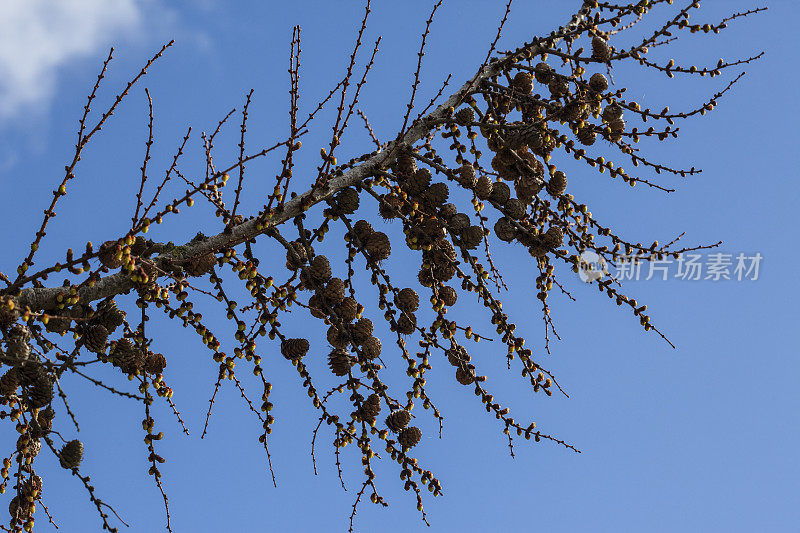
1;1;798;532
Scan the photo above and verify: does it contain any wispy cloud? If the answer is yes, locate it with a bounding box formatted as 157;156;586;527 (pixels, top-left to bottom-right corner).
0;0;148;120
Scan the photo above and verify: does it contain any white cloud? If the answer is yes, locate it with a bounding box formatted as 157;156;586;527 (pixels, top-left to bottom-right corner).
0;0;146;119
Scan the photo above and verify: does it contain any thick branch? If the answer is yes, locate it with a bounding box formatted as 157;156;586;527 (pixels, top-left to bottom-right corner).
16;3;592;313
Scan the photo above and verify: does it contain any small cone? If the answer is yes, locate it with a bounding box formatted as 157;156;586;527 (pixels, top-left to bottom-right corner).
398;426;422;449
386;409;412;433
59;439;84;469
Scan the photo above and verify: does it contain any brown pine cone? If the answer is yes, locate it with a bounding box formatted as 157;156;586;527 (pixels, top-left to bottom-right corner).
458;164;477;188
475;175;493;200
398;426;422;449
308;294;328;319
592;36;611;62
602;103;624;122
38;407;56;426
460;226;484;250
349;318;373;345
424;237;455;264
7;324;31;359
308;255;332;284
396;288;420;313
421;218;446;244
9;495;32;520
396;149;417;176
489;181;511;205
328;348;355;376
520;132;547;159
589;72;609;92
281;338;310;361
533;62;553;84
548;77;570;98
608;118;626;141
439;286;458;307
528;240;549;259
98;240;123;269
407;168;432;195
93;299;126;333
439;203;458;220
352;220;374;243
26;374;54;408
0;368;19;396
423;182;449;209
334;187;360;215
577;126;597;146
379;193;403;221
362;336;382;359
447;213;471;234
323;278;346;305
520;152;545;177
82;324;109;354
504;198;526;220
456;366;475;385
396;313;417;335
433;262;456;282
145;352;168;374
515;174;543;205
59;439;84;469
454;107;475;126
335;297;359;323
358;393;381;422
512;71;533;94
494;217;517;242
418;267;435;288
386;409;411;433
326;325;351;349
447;345;471;367
110;338;144;374
132;350;147;375
546;171;568;197
543;226;564;249
562;100;584;122
494;147;516;169
17;361;44;388
110;337;135;358
365;232;391;262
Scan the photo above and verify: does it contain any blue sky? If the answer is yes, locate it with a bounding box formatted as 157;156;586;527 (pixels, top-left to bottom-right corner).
1;1;798;532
